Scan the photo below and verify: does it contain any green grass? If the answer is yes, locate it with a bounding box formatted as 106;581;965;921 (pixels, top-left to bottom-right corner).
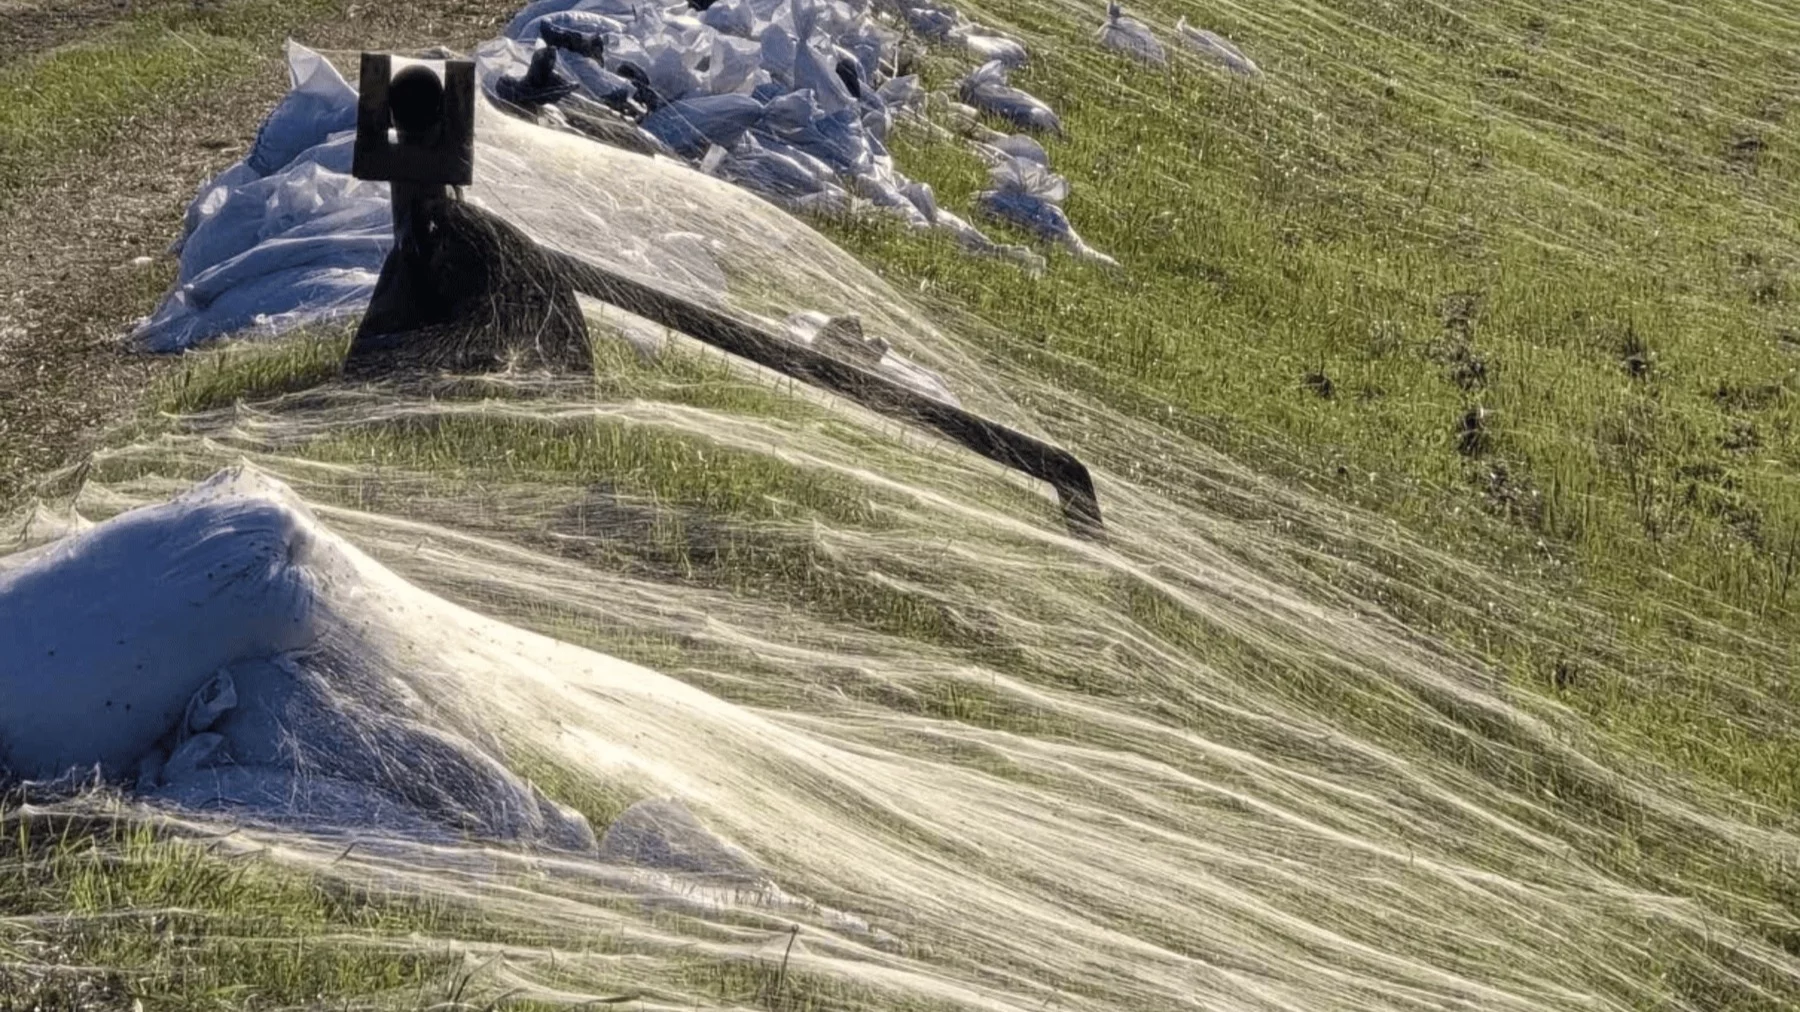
0;805;910;1010
157;324;353;414
814;0;1800;818
0;0;338;208
0;809;462;1007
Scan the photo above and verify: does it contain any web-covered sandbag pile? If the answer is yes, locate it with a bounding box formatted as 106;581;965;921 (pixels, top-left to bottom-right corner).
473;0;1075;263
130;0;1273;351
0;467;598;849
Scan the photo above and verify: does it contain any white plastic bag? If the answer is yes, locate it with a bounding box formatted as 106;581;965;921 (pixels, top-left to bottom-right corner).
975;156;1113;265
958;31;1027;67
642;93;768;157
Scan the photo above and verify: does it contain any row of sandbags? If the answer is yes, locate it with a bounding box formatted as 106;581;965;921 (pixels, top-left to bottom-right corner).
132;1;1263;349
476;0;1065;263
1097;1;1259;74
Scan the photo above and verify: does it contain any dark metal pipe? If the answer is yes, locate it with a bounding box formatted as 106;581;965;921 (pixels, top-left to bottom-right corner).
542;250;1104;537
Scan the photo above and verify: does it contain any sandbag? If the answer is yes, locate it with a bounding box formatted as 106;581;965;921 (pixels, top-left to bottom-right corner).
0;470;322;780
975;155;1113;265
1176;18;1259;75
642;92;767;157
1097;2;1164;64
959;60;1060;133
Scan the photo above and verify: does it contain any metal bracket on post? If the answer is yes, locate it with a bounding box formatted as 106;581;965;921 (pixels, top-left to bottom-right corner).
351;53;478;186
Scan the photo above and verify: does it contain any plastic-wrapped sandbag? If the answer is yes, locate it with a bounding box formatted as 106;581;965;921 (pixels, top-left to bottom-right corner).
642;93;767;157
706;33;768;94
171;43;351;255
972;132;1049;167
788;187;853;215
958;31;1027;68
135;114;391;351
852;172;929;227
841;21;890;82
699;0;756;37
1097;3;1164;64
246;42;358;176
975;156;1113;265
876;73;923;112
638;38;703;103
891;178;1032;268
861;93;893;143
177;140;357;283
758;23;797;84
4;466;604;849
747;0;794;28
705;136;845;207
994;155;1067;202
0;472;320;780
758;89;871;174
182;235;389;312
173;162;259;256
791;0;858;113
959;60;1060;133
900;178;937;221
1176;18;1259;75
178;159;384;285
902;5;958;40
135;263;383;353
158;659;599;854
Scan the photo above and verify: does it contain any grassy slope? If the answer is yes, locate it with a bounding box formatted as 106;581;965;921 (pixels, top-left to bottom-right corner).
6;0;1800;1008
826;0;1800;812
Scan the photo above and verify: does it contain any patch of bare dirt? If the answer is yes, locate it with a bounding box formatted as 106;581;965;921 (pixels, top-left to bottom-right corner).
0;0;134;67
